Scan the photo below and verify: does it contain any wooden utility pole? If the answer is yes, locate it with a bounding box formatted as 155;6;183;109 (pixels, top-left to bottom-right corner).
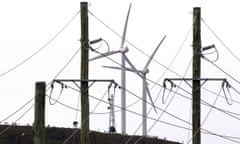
34;82;46;144
80;2;90;144
192;7;201;144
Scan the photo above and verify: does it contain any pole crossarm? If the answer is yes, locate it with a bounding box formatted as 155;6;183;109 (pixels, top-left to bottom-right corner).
163;78;228;89
52;79;118;90
164;78;227;81
53;79;117;83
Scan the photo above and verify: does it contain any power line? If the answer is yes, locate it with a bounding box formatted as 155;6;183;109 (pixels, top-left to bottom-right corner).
127;58;192;144
150;13;193;91
87;85;240;144
47;46;81;105
186;87;222;144
60;82;191;126
0;98;33;123
172;84;240;121
88;9;240;144
88;9;240;109
51;81;240;144
0;100;34;136
201;18;240;63
139;69;240;122
203;129;240;144
46;82;142;115
47;93;141;115
90;88;108;114
88;10;182;78
202;85;240;105
88;41;198;125
203;56;240;85
15;104;33;122
0;10;80;79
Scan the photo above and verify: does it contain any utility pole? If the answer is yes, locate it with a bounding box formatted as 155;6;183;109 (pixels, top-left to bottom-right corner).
163;7;228;144
80;2;90;144
192;7;201;144
34;82;46;144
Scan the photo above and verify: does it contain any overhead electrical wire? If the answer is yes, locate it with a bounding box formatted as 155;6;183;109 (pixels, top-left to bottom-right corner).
58;82;191;127
127;58;192;144
159;76;240;112
15;104;34;122
204;129;240;144
0;10;79;126
175;84;240;121
0;99;34;136
0;10;80;79
51;81;240;144
88;10;181;79
186;87;222;144
133;66;240;121
151;14;194;91
46;46;81;88
47;94;140;115
65;82;191;128
90;88;108;114
89;46;196;124
47;46;81;105
167;79;240;120
0;97;33;123
203;56;240;85
88;9;240;143
88;10;240;107
203;85;240;105
201;18;240;63
85;40;240;122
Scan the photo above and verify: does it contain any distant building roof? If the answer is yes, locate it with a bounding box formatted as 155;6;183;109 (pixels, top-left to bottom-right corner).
0;125;181;144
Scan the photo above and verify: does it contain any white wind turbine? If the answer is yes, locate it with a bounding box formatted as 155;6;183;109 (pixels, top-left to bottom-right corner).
89;4;132;135
103;35;167;136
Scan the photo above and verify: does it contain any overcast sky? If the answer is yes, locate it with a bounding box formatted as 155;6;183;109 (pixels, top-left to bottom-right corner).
0;0;240;144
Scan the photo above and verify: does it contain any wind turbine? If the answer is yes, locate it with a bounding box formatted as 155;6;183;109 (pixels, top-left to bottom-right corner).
89;4;132;135
103;35;167;136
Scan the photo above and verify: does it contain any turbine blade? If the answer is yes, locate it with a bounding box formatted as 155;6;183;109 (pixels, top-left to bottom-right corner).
143;35;167;71
89;50;120;61
146;83;157;113
124;55;143;78
103;65;141;73
120;3;132;48
102;66;122;70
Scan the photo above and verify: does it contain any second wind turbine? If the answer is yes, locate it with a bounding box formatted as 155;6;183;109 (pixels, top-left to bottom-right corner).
104;35;166;136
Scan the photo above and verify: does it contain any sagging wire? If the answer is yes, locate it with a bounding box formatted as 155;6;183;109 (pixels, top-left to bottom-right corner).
89;38;110;53
201;44;219;63
48;82;65;105
222;80;233;105
162;79;176;104
0;10;80;79
201;18;240;63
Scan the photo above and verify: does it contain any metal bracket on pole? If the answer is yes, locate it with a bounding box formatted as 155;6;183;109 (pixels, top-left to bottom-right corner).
51;79;118;91
164;78;227;87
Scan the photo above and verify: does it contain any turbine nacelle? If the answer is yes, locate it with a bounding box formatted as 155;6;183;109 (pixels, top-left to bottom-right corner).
120;46;129;53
